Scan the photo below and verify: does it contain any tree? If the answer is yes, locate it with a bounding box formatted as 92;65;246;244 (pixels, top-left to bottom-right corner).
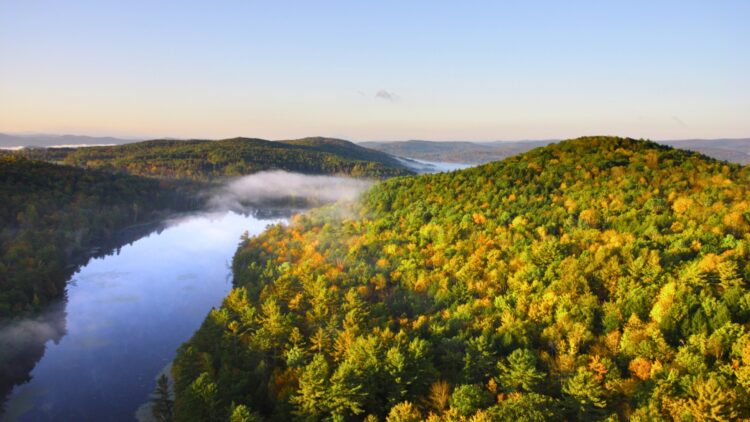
386;401;423;422
151;374;173;422
497;349;544;392
489;393;562;421
179;372;220;422
687;377;739;422
292;353;330;418
450;384;492;416
328;360;366;418
428;380;451;413
562;367;607;419
228;403;262;422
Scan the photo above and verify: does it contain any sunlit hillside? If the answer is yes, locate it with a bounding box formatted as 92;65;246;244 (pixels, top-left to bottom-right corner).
173;137;750;420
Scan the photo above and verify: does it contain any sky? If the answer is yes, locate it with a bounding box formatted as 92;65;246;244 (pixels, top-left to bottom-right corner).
1;1;748;141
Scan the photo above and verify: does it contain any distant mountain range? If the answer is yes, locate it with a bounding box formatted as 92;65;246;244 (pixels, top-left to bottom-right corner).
4;133;750;166
660;139;750;165
362;138;750;165
360;140;555;164
0;133;138;148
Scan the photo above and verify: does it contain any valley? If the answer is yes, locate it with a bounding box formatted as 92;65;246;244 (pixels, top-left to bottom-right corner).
3;3;746;420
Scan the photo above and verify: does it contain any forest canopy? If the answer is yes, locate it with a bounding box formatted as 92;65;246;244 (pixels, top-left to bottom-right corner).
0;156;195;318
172;137;750;421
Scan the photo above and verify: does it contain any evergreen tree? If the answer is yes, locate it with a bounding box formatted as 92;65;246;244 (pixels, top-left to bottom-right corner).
563;367;607;420
497;349;544;392
291;353;330;418
151;374;174;422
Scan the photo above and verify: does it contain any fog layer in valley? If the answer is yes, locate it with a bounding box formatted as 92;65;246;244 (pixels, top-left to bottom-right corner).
208;170;373;211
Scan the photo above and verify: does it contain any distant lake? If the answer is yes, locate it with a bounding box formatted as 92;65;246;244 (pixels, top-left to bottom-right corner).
1;211;286;421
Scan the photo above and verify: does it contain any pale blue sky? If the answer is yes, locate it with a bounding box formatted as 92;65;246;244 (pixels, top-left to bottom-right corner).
1;1;748;140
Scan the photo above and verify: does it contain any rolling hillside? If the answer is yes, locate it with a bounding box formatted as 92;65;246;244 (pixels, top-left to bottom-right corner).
60;137;413;180
172;137;750;420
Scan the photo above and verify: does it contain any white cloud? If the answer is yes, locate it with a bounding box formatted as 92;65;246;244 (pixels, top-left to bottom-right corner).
375;89;399;102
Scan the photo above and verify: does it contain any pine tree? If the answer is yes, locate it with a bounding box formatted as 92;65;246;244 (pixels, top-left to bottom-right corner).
328;360;365;418
151;374;174;422
563;367;607;419
292;353;330;418
497;348;544;392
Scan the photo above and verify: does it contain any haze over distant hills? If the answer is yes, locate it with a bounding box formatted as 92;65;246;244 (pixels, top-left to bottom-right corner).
363;138;750;165
360;140;556;164
4;133;750;166
660;139;750;165
0;133;138;148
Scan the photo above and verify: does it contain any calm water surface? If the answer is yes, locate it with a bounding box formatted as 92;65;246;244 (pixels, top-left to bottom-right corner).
1;211;285;421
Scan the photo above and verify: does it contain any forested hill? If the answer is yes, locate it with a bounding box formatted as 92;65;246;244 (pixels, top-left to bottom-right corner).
280;137;406;169
0;156;196;318
58;137;413;180
172;137;750;421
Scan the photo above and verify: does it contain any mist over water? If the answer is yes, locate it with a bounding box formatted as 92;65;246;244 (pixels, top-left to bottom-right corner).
208;171;373;212
0;171;378;421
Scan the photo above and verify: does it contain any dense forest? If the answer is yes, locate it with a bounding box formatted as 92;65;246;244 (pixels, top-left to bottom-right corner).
55;137;412;180
171;137;750;421
0;156;196;318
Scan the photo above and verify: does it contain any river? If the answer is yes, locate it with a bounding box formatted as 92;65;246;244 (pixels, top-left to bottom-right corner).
0;167;468;421
1;210;286;421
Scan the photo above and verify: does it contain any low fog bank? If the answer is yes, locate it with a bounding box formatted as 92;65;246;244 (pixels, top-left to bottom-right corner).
208;171;374;212
397;157;473;174
0;144;117;150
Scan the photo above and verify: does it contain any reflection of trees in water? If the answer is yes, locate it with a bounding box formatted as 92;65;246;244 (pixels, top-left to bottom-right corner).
0;206;298;415
225;197;329;217
244;205;298;220
0;300;67;411
0;220;167;414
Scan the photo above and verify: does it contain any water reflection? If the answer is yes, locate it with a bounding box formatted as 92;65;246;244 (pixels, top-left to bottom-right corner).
0;302;66;410
0;220;167;413
1;210;287;421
